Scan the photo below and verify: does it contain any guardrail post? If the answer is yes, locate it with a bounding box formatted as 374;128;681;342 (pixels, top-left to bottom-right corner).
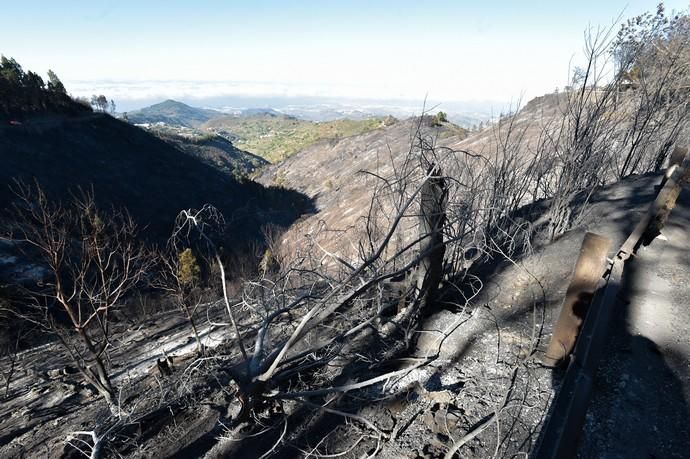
542;232;611;368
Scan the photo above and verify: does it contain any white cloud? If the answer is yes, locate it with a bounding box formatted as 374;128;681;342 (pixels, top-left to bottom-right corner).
66;79;507;106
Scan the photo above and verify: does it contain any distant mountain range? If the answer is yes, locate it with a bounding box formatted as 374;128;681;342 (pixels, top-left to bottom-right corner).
123;100;399;163
117;95;497;127
125;100;292;128
264;103;494;127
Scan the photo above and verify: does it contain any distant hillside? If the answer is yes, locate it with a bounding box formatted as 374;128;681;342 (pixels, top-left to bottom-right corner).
258;115;468;206
204;114;398;163
442;91;563;155
252;91;603;261
240;108;283;117
148;124;268;176
0;113;312;244
256;116;469;256
126;99;221;127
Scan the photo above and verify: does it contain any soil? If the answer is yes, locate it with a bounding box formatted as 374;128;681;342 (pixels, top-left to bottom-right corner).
1;172;686;458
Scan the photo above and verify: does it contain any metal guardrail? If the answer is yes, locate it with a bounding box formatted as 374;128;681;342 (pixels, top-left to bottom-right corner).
534;147;690;459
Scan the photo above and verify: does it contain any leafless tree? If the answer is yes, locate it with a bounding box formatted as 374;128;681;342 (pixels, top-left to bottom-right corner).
1;182;153;411
537;27;624;238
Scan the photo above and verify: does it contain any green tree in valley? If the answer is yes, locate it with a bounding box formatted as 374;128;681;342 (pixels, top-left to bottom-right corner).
157;248;207;355
178;248;201;288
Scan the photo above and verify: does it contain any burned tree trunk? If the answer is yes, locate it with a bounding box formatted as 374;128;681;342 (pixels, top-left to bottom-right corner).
415;162;448;312
200;156;452;446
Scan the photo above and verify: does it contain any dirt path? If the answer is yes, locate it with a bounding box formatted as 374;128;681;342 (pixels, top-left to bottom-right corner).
579;187;690;458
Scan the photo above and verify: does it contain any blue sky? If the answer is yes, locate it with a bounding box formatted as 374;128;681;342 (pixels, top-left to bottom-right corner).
2;1;687;109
